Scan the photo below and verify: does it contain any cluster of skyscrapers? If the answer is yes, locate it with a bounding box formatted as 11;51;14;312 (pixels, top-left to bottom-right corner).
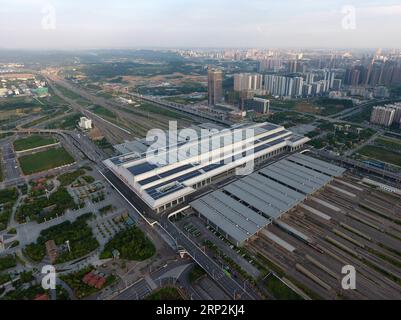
370;103;401;127
234;73;264;94
345;60;401;87
233;70;339;98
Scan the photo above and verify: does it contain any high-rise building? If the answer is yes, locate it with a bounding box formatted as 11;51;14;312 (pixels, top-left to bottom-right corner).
293;77;304;97
289;60;298;73
306;73;315;85
332;79;342;91
234;73;263;92
387;103;401;123
208;68;223;106
312;82;323;96
302;84;313;97
263;74;295;97
258;58;282;72
370;106;395;127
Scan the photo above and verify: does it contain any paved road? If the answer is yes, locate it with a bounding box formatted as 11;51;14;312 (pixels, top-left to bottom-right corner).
102;168;259;300
113;259;187;300
1;141;22;182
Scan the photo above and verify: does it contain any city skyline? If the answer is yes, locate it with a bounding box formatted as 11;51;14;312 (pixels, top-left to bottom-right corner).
1;0;401;49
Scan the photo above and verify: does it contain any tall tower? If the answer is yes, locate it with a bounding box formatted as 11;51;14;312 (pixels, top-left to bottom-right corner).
208;68;223;106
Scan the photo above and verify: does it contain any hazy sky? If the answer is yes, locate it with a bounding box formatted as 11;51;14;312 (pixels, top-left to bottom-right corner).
1;0;401;49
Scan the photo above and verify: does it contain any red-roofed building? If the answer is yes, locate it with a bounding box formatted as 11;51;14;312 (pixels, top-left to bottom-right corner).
95;277;106;289
82;272;94;284
88;275;100;287
34;293;49;301
82;272;107;289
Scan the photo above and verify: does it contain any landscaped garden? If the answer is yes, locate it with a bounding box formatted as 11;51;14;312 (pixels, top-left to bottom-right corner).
100;226;155;261
24;213;99;263
16;186;76;223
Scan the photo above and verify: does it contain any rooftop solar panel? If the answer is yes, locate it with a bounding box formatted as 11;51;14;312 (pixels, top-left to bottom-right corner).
158;164;194;178
138;175;161;186
127;162;158;175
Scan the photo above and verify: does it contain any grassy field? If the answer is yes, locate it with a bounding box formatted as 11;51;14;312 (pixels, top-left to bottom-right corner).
53;84;91;106
139;102;191;120
270;98;353;116
165;95;206;105
13;135;57;152
18;147;75;175
91;105;116;119
263;275;303;300
358;145;401;167
46;112;83;130
375;137;401;153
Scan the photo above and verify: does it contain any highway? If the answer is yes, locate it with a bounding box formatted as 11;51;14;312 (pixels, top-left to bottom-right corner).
1;140;23;187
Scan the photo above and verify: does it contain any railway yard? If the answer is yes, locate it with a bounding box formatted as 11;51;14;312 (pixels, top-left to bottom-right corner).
246;174;401;300
45;73;196;144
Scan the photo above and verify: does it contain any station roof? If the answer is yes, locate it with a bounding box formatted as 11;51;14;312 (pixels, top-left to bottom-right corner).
191;153;345;244
287;153;346;177
191;191;271;245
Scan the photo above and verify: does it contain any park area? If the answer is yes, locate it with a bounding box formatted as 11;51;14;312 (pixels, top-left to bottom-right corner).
18;147;75;175
100;226;155;261
13;135;57;152
24;213;99;263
